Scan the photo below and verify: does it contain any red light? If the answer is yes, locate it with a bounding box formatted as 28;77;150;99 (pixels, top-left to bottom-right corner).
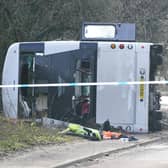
119;44;124;49
141;45;145;49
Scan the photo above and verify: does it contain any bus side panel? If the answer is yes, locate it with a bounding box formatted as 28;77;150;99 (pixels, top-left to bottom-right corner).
96;42;136;131
2;43;19;118
134;43;151;133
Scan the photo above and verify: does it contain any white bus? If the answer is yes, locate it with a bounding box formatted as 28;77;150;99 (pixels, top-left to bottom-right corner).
2;23;163;132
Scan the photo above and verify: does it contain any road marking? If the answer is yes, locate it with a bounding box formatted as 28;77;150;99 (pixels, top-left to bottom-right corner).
148;144;168;149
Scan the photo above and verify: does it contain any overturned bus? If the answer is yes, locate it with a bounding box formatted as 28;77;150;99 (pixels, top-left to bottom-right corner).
2;23;163;132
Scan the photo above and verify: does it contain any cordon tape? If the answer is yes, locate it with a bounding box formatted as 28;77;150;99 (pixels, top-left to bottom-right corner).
0;80;168;88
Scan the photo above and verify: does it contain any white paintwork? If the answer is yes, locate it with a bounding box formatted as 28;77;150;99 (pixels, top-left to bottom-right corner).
36;95;48;111
134;43;151;133
160;96;168;105
96;42;136;127
2;43;19;119
96;42;151;133
44;41;80;55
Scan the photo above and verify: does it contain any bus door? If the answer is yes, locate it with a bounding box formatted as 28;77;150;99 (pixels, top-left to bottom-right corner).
19;43;44;118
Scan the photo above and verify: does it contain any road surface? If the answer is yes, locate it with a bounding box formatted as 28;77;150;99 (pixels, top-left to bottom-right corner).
66;141;168;168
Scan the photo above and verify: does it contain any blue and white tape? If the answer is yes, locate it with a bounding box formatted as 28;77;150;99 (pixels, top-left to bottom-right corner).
1;80;168;88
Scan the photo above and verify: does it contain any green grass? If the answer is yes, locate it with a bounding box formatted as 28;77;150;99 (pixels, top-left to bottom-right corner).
0;115;73;152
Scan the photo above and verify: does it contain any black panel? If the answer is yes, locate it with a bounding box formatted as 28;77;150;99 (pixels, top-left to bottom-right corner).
47;50;79;119
149;44;163;132
150;45;163;80
35;56;49;94
80;42;97;118
44;43;97;123
20;43;44;53
35;56;49;80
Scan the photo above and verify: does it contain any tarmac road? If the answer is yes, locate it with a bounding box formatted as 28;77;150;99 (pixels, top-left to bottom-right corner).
1;132;168;168
67;140;168;168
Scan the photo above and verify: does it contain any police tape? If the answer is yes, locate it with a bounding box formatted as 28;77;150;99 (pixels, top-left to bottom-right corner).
0;80;168;88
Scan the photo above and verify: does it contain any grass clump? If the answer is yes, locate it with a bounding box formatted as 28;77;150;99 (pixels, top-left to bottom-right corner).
0;115;72;152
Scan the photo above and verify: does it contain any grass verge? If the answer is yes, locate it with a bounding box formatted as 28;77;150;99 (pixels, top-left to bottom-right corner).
0;115;73;152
